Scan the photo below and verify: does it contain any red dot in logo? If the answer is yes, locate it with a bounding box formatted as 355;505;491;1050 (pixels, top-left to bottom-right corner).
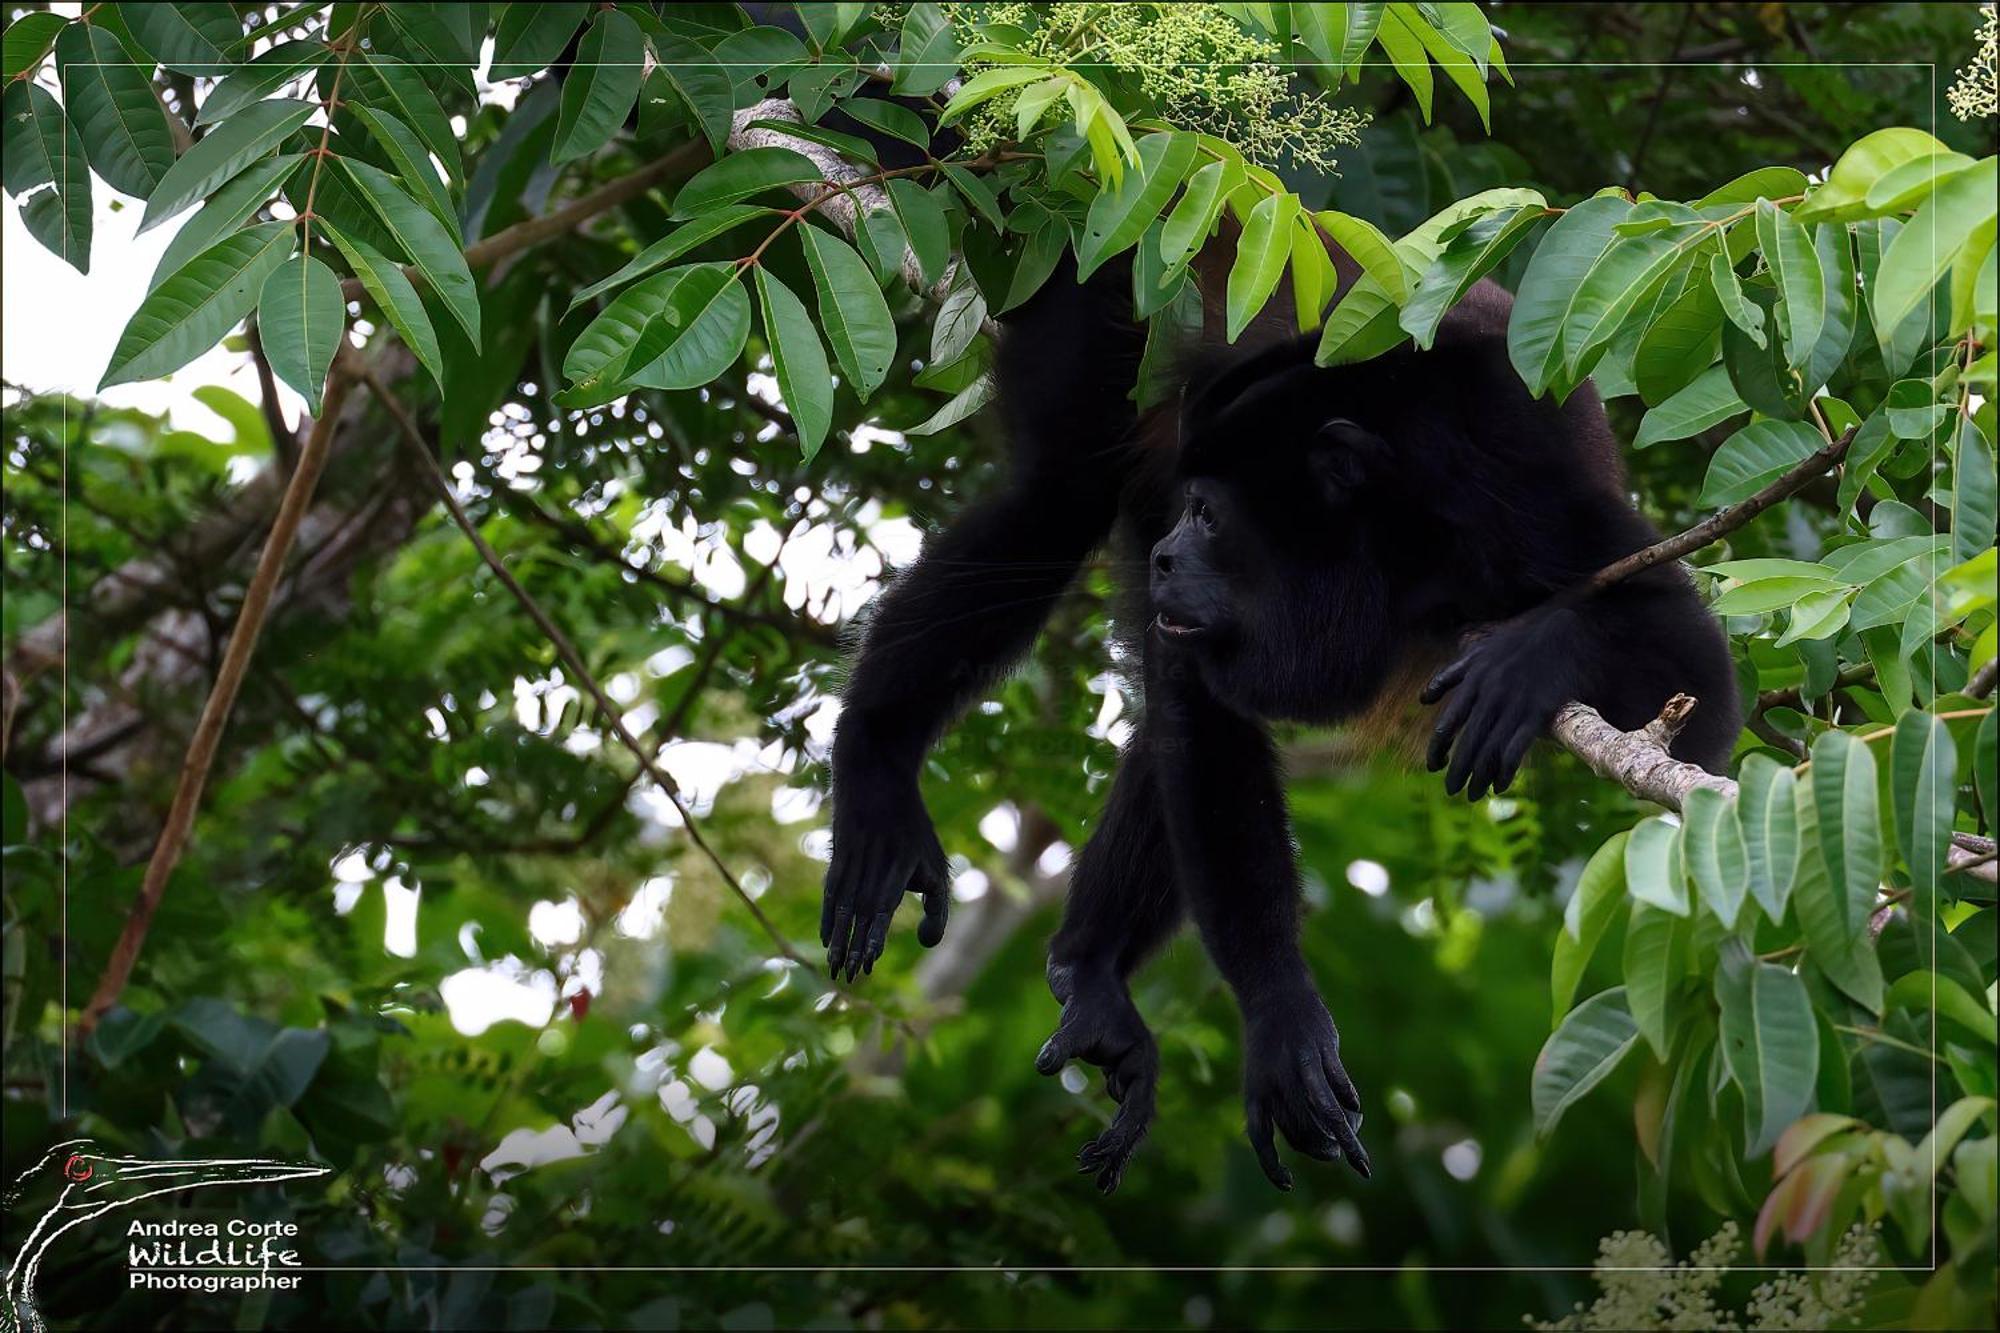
63;1155;92;1182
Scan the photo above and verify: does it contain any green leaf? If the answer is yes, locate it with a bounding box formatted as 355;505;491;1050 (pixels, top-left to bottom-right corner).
567;205;773;313
1864;151;1978;214
1626;815;1689;916
20;182;90;272
1076;131;1197;280
1507;195;1631;396
1738;755;1800;924
490;2;588;80
1709;251;1766;349
798;226;896;403
1400;205;1541;348
1339;3;1385;64
1874;157;1998;334
1633;269;1723;406
1684;786;1750;930
319;220;443;388
1709;575;1840;616
673;147;821;219
1553;832;1628;1027
1810;730;1882;941
345;104;460;242
1623;902;1686;1059
1226;192;1298;341
335;156;481;345
939;161;1003;230
1774;588;1852;647
1160;160;1241;279
55;23;175;199
627;263;753;392
2;12;67;81
1793;790;1884;1012
647;34;733;154
1011;75;1068;140
1715;947;1819;1158
341;55;462;185
148;153;302;292
1698;166;1811;209
553;9;644;164
1890;712;1954;928
255;253;344;416
1533;987;1639;1137
1315;208;1407;303
101;221;294;387
892;1;959;97
118;2;238;75
1953;418;1997;567
1373;6;1433;122
929;270;986;367
1755;201;1824;369
139;97;314;234
1397;0;1490;130
906;372;995;435
1794;127;1950;224
2;81;87;198
1633;363;1748;449
1699;419;1824;507
1560;228;1708;382
840;97;931;150
753;267;833;460
886;178;950;288
196;39;328;126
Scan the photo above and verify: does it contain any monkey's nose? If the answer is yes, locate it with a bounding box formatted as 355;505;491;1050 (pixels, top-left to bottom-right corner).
1151;545;1174;577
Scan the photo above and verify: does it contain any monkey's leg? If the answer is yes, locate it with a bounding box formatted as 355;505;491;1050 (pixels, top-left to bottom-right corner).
1034;732;1185;1192
1150;664;1371;1189
825;261;1143;979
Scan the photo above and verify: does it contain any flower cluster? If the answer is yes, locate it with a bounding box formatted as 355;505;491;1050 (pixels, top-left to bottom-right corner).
1948;3;1998;120
941;3;1367;169
1527;1222;1882;1332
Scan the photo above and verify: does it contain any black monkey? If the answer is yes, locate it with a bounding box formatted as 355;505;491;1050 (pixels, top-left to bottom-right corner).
822;252;1740;1192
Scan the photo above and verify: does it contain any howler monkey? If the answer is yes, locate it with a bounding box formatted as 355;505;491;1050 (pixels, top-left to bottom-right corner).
820;234;1740;1192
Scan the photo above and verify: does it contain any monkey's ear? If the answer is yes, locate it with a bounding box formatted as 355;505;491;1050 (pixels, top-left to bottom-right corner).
1308;418;1387;498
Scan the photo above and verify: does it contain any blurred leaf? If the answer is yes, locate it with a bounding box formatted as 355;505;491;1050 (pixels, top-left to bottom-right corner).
1533;987;1639;1137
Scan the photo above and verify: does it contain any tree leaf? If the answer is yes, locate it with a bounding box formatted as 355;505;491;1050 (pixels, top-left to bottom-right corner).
1810;730;1882;942
20;182;91;272
344;104;461;242
320;219;443;387
1952;418;1997;567
886;178;949;287
55;23;176;199
1559;227;1707;382
1793;788;1884;1012
1874;157;1997;334
1399;204;1541;348
255;253;345;416
939;161;1003;230
1226;191;1298;341
1683;786;1750;930
1794;127;1951;224
938;66;1052;124
1715;947;1819;1158
341;55;462;185
566;205;774;313
2;81;87;198
2;12;67;81
672;147;821;218
1755;200;1824;369
1738;754;1800;924
753;267;833;460
1698;419;1824;507
1623;902;1686;1060
336;156;481;345
1709;251;1766;349
1373;6;1433;122
1633;363;1748;449
1533;987;1639;1137
148;153;302;292
101;221;294;387
1625;815;1689;916
1890;712;1954;935
139;97;314;233
798;225;897;403
1553;831;1628;1027
1634;265;1723;405
1160;159;1243;280
490;2;588;80
1315;207;1406;302
627;263;753;392
891;1;959;97
906;372;995;435
1076;131;1197;280
196;39;328;125
1507;194;1630;395
1698;166;1811;208
118;1;239;75
553;9;644;164
648;33;734;154
839;97;931;150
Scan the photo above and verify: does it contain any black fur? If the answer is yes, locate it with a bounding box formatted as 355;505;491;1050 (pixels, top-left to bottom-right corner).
822;265;1739;1192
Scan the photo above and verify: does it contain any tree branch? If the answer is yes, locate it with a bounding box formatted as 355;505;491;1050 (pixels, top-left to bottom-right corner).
79;369;359;1036
352;359;814;971
1586;425;1859;594
1552;695;1997;883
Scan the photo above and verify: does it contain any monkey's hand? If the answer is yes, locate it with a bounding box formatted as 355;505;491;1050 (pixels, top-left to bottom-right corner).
1241;988;1369;1190
821;773;950;980
1421;605;1585;801
1035;968;1159;1194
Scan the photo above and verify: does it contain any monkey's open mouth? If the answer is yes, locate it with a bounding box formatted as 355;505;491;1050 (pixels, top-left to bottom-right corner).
1153;613;1206;638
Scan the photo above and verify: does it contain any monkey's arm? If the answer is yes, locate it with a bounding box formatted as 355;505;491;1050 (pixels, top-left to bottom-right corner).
1033;729;1186;1192
1150;667;1370;1189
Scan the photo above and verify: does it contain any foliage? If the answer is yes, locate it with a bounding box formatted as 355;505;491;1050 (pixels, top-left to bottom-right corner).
1;3;1996;1329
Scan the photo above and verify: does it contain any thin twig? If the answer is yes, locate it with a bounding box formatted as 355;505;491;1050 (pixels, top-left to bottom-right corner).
353;359;812;970
1585;425;1859;593
1966;658;1997;700
78;370;359;1037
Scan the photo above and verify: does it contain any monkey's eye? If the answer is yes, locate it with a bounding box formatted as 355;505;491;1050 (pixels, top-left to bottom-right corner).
1189;495;1215;530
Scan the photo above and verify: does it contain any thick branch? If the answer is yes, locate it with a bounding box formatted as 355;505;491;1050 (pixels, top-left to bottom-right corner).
1586;425;1859;593
1552;695;1997;883
79;370;359;1036
354;360;812;970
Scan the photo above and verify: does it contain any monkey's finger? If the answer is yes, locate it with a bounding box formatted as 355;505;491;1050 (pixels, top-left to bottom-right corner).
916;882;950;948
1247;1100;1292;1191
1035;1008;1086;1076
1322;1049;1363;1116
826;842;882;970
1462;703;1525;801
1444;700;1505;795
1421;654;1473;705
858;909;893;976
1490;718;1542;795
1426;685;1479;772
